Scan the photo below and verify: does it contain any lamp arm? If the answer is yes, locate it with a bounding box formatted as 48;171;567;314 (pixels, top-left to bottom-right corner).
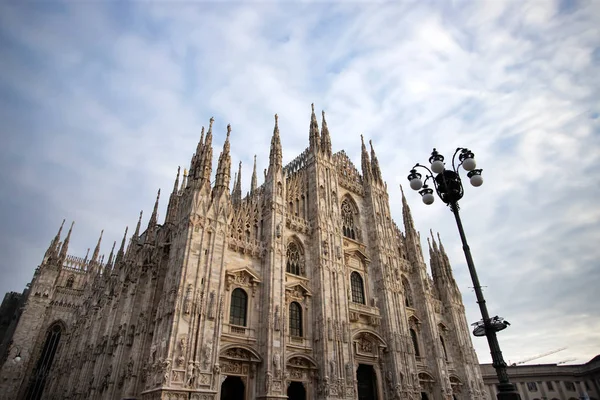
451;147;466;173
413;163;444;198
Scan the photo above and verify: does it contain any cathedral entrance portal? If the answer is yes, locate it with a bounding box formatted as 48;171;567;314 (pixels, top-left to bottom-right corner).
356;364;378;400
287;381;306;400
220;376;245;400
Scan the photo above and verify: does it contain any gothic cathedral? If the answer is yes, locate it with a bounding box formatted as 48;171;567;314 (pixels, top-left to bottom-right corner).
0;105;486;400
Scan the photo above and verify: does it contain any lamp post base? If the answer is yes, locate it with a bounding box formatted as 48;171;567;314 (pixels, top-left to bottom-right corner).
496;383;522;400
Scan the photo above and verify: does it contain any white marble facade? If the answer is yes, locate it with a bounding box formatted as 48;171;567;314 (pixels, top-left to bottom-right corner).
0;106;487;400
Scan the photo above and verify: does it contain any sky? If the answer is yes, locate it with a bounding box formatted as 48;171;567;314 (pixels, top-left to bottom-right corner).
0;0;599;366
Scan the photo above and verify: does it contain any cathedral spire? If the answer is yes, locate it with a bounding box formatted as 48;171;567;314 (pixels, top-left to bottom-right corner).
213;124;232;195
133;210;143;239
91;230;104;264
44;219;65;262
199;118;214;184
232;161;242;206
114;226;128;267
320;110;332;157
250;155;257;196
268;114;282;174
148;189;160;228
360;135;372;182
83;248;90;264
400;184;416;234
196;126;205;157
172;166;180;194
166;168;180;225
309;103;320;153
105;240;116;270
58;221;74;265
181;169;188;193
369;140;383;183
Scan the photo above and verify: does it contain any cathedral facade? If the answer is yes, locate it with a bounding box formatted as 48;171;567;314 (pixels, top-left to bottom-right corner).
0;105;486;400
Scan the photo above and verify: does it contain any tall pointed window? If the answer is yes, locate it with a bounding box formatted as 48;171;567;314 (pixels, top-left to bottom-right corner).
289;302;303;337
26;322;63;400
286;241;304;276
402;277;414;308
341;198;358;240
350;271;366;304
66;276;74;288
410;328;420;357
229;288;248;326
440;336;448;360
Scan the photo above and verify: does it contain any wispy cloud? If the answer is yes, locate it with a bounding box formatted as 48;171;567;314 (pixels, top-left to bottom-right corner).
0;0;598;364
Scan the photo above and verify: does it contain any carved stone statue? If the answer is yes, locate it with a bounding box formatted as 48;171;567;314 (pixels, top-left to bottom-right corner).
274;305;280;331
208;291;215;320
186;361;195;388
150;344;157;364
265;372;273;393
202;341;212;369
126;357;134;378
273;352;281;377
345;362;353;382
329;359;337;379
184;285;192;314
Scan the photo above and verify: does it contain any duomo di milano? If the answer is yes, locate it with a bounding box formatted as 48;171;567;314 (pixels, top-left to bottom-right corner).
0;105;487;400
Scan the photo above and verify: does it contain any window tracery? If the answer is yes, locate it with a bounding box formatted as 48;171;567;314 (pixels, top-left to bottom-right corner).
286;241;304;276
341;198;358;240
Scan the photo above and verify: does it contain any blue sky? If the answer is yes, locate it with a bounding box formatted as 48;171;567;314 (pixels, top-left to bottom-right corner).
1;0;599;365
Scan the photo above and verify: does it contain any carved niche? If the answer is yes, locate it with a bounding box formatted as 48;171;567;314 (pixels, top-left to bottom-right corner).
225;267;261;297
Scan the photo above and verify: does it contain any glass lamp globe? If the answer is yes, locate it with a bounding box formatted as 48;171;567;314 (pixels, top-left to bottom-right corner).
470;174;483;187
462;157;476;171
410;178;423;191
422;193;435;205
431;160;445;174
15;355;21;362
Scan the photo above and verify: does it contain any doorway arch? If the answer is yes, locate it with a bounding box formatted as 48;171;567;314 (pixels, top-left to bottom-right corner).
356;364;378;400
287;381;306;400
220;375;245;400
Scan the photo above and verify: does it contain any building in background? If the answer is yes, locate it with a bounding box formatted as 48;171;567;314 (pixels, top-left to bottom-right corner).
0;105;487;400
481;355;600;400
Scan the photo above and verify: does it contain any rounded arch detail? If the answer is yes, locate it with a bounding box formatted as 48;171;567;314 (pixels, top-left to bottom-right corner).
286;353;318;368
219;344;262;363
351;329;388;348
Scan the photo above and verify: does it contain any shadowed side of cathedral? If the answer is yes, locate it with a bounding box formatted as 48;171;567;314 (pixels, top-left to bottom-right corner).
0;106;487;400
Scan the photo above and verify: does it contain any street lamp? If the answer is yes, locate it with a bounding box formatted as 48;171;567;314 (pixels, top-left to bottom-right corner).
407;148;521;400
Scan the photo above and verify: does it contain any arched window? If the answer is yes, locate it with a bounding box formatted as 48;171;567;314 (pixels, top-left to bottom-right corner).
410;328;420;357
341;198;358;240
440;336;448;360
289;302;303;337
25;322;63;400
286;241;304;276
402;277;414;308
229;288;248;327
350;272;365;304
66;276;74;288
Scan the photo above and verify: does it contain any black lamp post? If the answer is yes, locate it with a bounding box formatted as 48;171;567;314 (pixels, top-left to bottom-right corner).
407;148;521;400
